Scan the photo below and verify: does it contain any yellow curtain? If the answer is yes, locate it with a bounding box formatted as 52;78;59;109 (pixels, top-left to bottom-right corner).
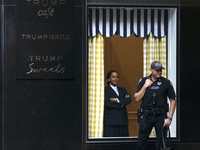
143;32;167;78
88;33;104;138
143;32;167;137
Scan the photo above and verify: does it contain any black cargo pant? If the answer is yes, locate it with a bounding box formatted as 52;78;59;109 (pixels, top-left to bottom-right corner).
137;113;167;150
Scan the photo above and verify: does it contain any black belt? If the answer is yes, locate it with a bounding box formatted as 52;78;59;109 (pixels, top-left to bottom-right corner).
143;106;167;116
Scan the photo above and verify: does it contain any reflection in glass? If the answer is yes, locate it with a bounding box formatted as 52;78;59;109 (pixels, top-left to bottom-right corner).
87;7;177;139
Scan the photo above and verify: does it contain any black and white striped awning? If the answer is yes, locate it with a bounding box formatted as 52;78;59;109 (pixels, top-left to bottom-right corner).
88;8;169;37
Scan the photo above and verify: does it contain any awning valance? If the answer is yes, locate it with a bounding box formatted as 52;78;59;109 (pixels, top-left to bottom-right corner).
88;8;168;37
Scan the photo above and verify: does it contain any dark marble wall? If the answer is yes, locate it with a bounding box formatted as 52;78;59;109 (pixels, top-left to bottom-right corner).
1;0;200;150
0;1;3;150
179;5;200;142
1;0;83;150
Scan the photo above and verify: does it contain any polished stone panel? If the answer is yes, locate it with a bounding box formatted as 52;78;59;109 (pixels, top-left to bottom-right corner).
180;0;200;5
16;23;74;79
4;0;16;5
2;0;200;149
3;1;82;150
179;6;200;141
16;0;75;80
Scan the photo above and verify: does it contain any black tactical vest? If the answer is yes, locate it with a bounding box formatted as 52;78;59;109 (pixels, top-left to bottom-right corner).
142;77;167;108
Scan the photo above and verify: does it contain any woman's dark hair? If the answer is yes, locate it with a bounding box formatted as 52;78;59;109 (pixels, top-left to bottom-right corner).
106;70;119;85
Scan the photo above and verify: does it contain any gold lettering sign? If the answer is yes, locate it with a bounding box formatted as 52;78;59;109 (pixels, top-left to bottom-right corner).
21;34;71;40
26;0;65;6
29;55;63;61
26;63;65;74
38;7;54;19
26;55;65;74
26;0;66;19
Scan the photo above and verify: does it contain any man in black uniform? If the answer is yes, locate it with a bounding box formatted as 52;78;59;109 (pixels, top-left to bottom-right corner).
134;61;176;150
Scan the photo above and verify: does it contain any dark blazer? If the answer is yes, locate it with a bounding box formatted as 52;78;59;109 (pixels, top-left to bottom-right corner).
104;85;132;126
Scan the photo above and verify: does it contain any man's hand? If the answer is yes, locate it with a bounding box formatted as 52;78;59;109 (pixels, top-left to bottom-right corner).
163;118;172;127
144;79;153;88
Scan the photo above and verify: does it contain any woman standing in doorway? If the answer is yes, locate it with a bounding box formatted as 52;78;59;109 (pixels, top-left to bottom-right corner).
104;70;132;137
